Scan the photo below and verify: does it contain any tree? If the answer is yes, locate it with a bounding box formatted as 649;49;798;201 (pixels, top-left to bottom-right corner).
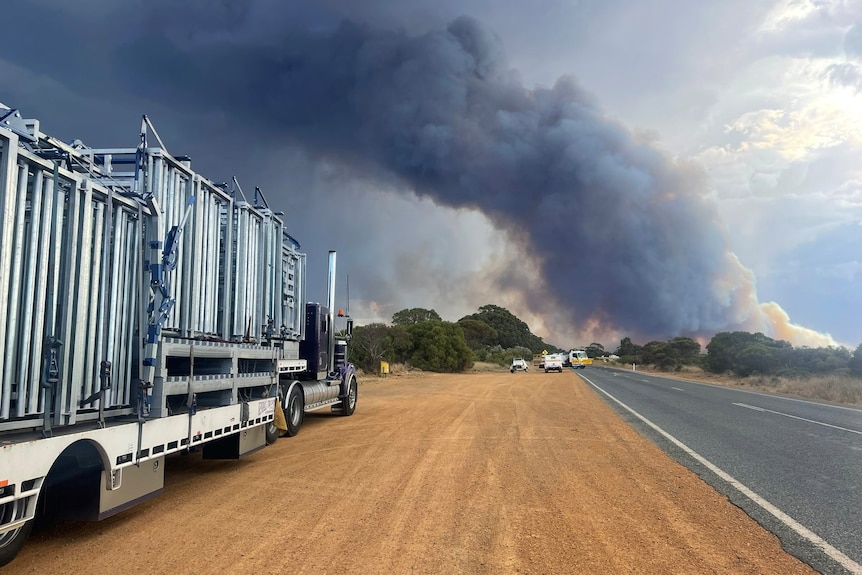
641;341;680;370
349;323;391;373
392;308;441;326
406;320;473;372
457;319;498;350
706;331;791;375
849;344;862;377
387;325;413;364
616;337;640;357
736;343;781;376
585;342;605;358
668;337;700;359
706;332;740;373
786;346;851;375
458;304;550;352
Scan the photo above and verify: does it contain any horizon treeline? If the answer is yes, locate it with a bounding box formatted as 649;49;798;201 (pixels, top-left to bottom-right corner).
347;305;862;378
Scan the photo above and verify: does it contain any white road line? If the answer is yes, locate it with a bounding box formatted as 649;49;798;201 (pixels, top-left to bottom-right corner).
581;373;862;575
734;403;765;412
671;387;684;392
734;402;862;435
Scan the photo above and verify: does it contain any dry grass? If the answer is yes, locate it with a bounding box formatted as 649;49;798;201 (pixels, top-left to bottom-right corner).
626;363;862;407
357;360;508;382
356;362;428;384
469;361;509;373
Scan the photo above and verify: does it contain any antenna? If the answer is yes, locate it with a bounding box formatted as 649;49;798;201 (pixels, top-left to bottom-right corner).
344;273;353;338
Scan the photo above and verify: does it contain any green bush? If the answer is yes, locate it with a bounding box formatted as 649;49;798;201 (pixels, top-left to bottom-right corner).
406;320;473;372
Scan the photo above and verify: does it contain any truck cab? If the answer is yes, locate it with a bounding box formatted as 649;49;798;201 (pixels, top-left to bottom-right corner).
569;350;592;369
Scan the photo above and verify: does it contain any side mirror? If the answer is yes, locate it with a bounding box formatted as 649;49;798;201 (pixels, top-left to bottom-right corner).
347;319;353;336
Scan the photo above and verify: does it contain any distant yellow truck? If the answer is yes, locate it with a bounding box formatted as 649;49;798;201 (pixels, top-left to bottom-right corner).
568;350;593;369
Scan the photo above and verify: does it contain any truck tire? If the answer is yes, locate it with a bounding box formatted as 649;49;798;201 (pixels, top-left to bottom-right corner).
265;421;279;445
0;501;33;567
284;385;304;437
339;375;357;416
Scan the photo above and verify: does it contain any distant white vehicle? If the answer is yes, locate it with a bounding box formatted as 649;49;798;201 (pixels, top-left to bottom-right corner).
544;354;564;373
511;358;529;373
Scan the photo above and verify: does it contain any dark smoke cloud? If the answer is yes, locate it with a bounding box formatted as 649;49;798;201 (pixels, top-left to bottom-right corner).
3;1;835;345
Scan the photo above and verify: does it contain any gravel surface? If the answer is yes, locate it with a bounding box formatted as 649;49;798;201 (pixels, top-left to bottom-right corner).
7;371;817;574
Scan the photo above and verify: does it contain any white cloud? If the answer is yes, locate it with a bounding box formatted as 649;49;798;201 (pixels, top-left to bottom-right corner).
758;0;819;31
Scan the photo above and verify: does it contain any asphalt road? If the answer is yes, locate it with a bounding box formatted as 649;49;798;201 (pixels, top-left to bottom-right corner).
579;366;862;575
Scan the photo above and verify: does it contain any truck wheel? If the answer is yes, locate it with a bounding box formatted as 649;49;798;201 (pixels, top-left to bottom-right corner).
0;501;33;567
265;421;279;445
339;375;357;416
284;385;304;437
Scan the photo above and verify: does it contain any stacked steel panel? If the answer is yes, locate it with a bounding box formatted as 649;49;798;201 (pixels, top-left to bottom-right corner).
0;113;306;431
132;150;305;345
0;125;143;430
140;151;226;338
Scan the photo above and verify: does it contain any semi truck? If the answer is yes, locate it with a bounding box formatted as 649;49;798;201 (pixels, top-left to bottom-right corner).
0;104;358;566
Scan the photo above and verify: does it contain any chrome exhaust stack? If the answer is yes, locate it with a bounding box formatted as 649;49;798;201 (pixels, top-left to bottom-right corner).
326;250;337;374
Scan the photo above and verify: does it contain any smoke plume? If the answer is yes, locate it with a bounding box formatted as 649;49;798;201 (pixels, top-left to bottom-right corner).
116;5;834;347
